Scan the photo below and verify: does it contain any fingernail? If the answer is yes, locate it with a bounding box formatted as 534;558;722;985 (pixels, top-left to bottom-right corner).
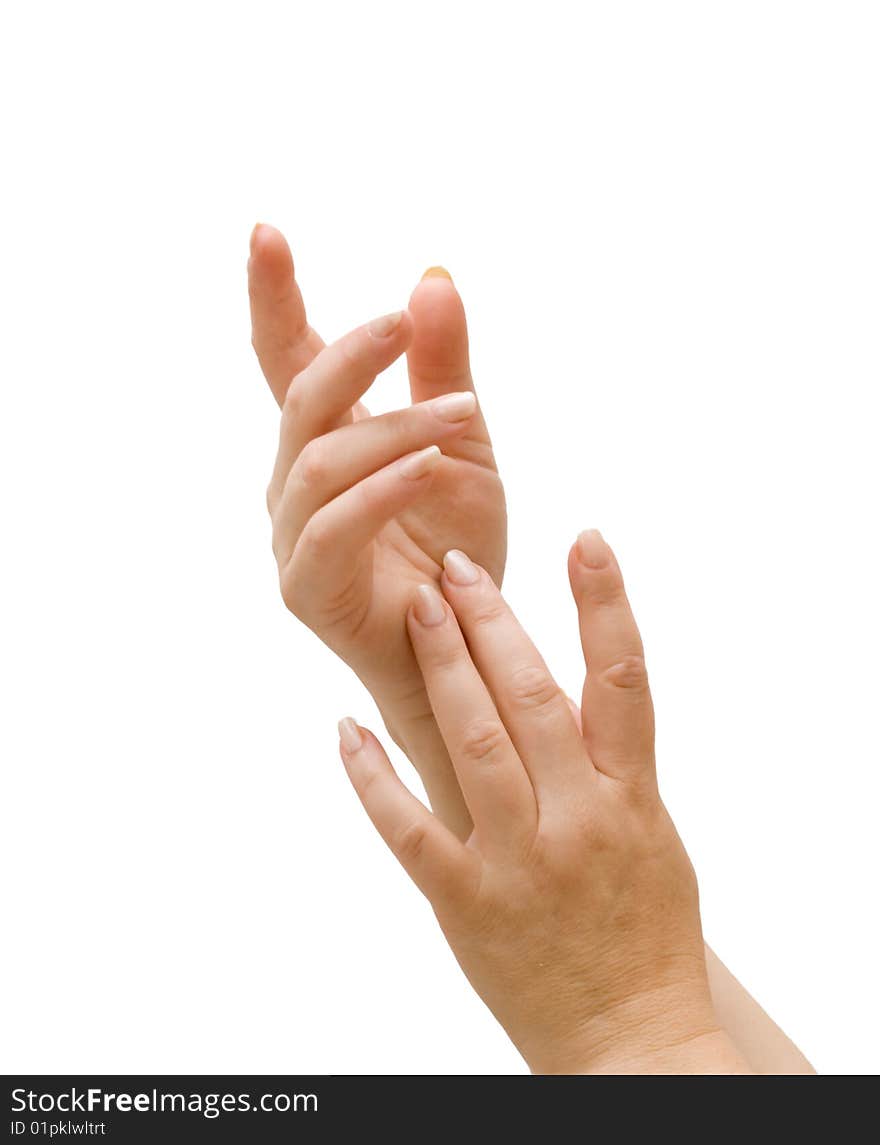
430;391;476;423
399;445;442;480
421;266;453;282
368;310;404;338
338;717;363;753
413;584;446;626
443;549;480;586
576;529;609;569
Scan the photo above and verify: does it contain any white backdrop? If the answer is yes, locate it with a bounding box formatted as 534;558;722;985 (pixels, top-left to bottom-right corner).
2;1;877;1075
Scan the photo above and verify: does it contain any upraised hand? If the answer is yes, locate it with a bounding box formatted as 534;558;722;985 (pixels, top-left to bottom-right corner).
249;225;506;830
337;532;752;1074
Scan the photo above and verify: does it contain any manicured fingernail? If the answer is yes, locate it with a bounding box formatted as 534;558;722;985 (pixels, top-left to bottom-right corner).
413;584;446;626
421;266;453;282
368;310;404;338
430;391;477;423
576;529;609;569
443;549;479;586
338;717;363;753
399;445;442;480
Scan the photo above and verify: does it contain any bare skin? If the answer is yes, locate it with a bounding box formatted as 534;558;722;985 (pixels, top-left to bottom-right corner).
249;222;813;1073
339;537;749;1073
251;223;503;833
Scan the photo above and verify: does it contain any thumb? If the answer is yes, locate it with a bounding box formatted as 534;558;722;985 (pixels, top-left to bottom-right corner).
406;268;495;457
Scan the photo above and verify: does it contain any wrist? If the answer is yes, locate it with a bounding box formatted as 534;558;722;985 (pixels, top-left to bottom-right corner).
527;978;753;1075
568;1028;754;1075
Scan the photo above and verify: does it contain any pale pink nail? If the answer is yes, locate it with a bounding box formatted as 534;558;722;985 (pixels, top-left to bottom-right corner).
430;391;477;423
367;310;404;337
413;584;446;626
338;717;363;753
575;529;609;569
399;445;442;480
443;549;480;586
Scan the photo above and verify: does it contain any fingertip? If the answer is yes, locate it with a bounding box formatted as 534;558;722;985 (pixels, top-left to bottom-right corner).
574;528;611;570
338;721;389;787
421;265;454;282
411;266;458;297
430;390;477;424
250;220;279;255
365;306;415;346
249;220;267;255
568;530;620;597
248;222;294;284
441;549;481;587
398;444;443;481
406;273;472;405
410;582;447;628
338;715;363;755
407;270;466;321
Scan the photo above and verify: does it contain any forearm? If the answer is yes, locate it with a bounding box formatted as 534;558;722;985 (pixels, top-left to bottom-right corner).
704;945;815;1074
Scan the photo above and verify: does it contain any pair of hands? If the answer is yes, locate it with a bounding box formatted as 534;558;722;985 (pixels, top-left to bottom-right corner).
248;224;748;1072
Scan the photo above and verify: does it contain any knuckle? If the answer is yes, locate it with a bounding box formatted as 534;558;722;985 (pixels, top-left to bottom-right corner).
383;407;410;438
356;473;384;514
353;765;381;800
298;516;334;561
599;653;650;692
507;664;562;714
469;597;507;629
422;638;465;674
458;718;508;764
282;381;303;419
294;440;328;490
278;566;301;616
392;821;427;864
270;523;283;564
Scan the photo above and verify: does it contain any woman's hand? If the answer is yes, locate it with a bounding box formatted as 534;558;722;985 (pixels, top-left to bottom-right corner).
249;224;506;832
337;531;751;1073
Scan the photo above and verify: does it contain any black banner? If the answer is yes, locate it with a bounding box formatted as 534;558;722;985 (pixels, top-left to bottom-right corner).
0;1075;859;1141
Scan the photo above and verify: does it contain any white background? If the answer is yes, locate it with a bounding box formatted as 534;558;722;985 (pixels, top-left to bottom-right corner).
2;1;877;1075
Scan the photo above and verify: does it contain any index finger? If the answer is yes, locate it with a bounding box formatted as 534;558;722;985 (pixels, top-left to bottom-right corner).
406;584;537;851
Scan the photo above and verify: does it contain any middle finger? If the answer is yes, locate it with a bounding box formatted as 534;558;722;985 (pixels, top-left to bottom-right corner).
440;550;591;802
